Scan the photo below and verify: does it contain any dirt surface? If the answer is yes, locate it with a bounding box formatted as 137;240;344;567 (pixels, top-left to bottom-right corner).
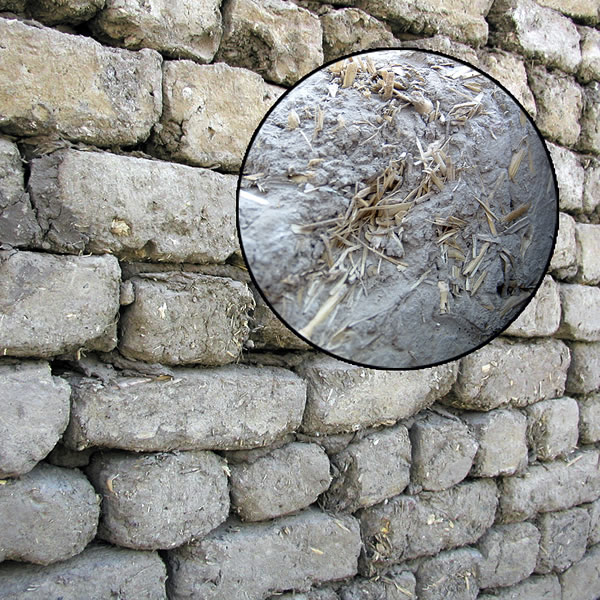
239;49;557;368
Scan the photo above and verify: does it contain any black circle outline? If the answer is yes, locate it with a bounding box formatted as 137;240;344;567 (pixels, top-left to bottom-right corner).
236;46;560;371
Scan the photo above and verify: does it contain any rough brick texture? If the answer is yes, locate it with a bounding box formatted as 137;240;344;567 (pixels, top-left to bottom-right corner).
229;442;331;521
28;0;104;25
0;543;167;600
498;449;600;522
442;338;570;411
151;60;281;171
575;223;600;285
92;0;223;63
478;574;561;600
87;450;229;550
0;251;120;358
338;568;416;600
0;463;99;565
297;355;457;434
477;522;541;588
559;543;600;600
546;143;584;213
0;360;70;478
579;82;600;154
167;510;361;600
64;365;306;451
567;342;600;394
216;0;324;86
29;149;238;263
360;480;497;572
323;425;411;512
550;212;577;278
558;284;600;341
579;393;600;443
579;27;600;83
118;273;253;365
0;18;162;146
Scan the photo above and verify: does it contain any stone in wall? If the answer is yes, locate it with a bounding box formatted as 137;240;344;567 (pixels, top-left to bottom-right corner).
442;337;570;411
0;137;40;248
488;0;581;73
579;82;600;154
28;0;104;25
567;342;600;394
297;355;457;434
536;0;600;23
550;212;577;279
527;65;583;147
322;425;411;512
588;499;600;545
320;8;395;62
64;365;306;451
583;159;600;214
29;150;238;263
92;0;222;63
397;35;480;65
463;409;528;477
249;287;310;350
338;568;416;600
0;543;167;600
0;18;162;146
574;223;600;285
546;143;584;212
477;522;540;589
578;27;600;83
525;397;580;461
216;0;323;86
0;360;70;478
503;275;561;338
559;543;600;600
497;449;600;522
353;0;493;47
535;507;590;574
415;547;482;600
557;283;600;341
360;479;498;572
118;273;254;365
478;49;536;118
579;393;600;443
167;509;361;600
409;413;478;492
0;251;120;358
229;442;331;521
151;60;281;171
478;574;561;600
271;590;339;600
0;463;99;565
87;450;228;550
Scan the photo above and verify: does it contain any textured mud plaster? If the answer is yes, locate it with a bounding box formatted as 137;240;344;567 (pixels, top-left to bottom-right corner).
240;50;557;368
0;543;167;600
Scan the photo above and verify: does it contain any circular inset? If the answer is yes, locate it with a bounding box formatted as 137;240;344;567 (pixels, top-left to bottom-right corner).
238;49;558;369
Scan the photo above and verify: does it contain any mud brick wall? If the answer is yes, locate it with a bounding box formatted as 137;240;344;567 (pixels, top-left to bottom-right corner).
0;1;599;599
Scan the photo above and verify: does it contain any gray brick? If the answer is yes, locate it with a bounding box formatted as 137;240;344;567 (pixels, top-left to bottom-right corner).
151;61;281;171
360;480;497;573
29;150;238;263
0;463;99;565
498;449;600;522
0;360;70;477
87;450;228;550
579;82;600;154
28;0;104;25
0;543;167;600
477;523;541;588
488;0;581;73
526;397;579;461
578;26;600;83
567;342;600;394
443;338;570;411
409;413;478;492
583;160;600;214
588;498;600;545
64;365;306;452
550;212;577;279
216;0;323;86
464;409;528;477
535;508;590;573
0;18;161;146
167;509;361;600
478;574;561;600
536;0;599;23
557;284;600;341
297;355;457;434
574;223;600;285
546;143;584;212
229;442;331;521
0;251;120;358
118;273;254;366
323;425;411;512
92;0;222;62
339;568;415;600
559;543;600;600
579;393;600;443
